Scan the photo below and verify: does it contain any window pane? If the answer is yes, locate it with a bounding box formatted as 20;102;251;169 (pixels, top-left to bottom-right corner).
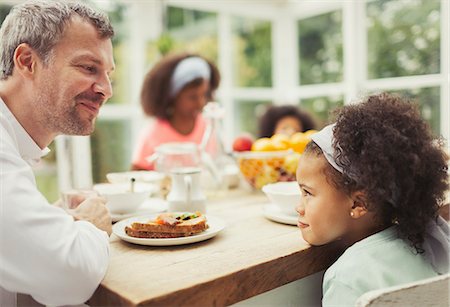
234;100;271;137
367;0;440;78
298;11;343;85
105;2;130;105
387;87;440;135
146;7;218;64
300;96;344;127
0;4;12;25
90;119;132;183
232;18;272;87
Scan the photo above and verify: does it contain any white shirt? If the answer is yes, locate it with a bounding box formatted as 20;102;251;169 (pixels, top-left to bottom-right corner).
322;220;449;307
0;98;110;306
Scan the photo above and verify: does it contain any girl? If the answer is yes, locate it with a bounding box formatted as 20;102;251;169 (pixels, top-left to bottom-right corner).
258;105;316;138
295;93;449;306
131;53;220;170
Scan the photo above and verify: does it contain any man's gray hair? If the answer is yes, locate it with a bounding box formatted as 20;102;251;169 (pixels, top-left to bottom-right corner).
0;0;114;80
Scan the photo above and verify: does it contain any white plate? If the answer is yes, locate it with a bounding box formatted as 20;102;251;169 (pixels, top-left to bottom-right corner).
111;198;167;222
263;203;298;226
113;214;225;246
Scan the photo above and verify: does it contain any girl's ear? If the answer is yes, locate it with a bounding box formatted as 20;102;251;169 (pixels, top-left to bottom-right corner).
350;191;369;219
13;43;37;78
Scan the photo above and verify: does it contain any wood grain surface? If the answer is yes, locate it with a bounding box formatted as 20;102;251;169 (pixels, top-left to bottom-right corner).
88;190;343;306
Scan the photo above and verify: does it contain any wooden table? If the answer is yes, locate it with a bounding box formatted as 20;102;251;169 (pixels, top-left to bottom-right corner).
88;190;343;306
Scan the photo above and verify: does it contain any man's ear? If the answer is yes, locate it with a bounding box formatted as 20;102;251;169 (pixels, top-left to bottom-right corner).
13;43;38;78
350;191;369;219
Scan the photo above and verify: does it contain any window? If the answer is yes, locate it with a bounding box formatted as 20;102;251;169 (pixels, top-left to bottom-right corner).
364;0;443;135
234;100;271;136
232;17;272;87
367;0;440;78
300;96;344;127
298;11;343;85
90;119;133;183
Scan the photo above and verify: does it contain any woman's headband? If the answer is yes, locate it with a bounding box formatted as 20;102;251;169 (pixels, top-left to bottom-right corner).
170;57;211;97
310;123;344;173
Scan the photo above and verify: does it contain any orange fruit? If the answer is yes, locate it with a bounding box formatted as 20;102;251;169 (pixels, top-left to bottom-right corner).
251;138;276;151
270;134;290;151
289;132;311;153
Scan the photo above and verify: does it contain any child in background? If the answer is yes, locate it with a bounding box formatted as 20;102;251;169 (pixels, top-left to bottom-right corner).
131;53;220;170
295;93;449;306
258;105;316;138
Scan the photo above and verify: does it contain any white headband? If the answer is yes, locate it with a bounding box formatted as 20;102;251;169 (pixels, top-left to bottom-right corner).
170;57;211;97
310;123;344;173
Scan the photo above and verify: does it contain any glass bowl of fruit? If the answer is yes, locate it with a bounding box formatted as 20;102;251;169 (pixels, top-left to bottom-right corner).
231;131;317;189
233;150;300;189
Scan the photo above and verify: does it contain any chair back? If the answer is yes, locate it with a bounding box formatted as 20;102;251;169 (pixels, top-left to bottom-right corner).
355;274;450;307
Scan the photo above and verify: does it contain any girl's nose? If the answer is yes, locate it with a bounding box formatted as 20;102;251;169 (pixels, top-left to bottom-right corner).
295;201;305;216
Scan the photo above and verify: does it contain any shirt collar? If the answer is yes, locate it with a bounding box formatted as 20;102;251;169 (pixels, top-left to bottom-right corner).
0;97;50;164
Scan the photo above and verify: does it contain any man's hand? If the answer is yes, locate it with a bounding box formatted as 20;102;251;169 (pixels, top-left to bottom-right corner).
68;197;112;236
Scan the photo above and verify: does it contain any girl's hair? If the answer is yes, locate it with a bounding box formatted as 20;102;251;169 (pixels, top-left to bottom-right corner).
258;105;316;138
305;92;449;253
0;0;114;80
140;53;220;120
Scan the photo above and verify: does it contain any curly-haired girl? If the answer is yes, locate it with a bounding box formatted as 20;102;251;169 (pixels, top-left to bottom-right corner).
131;53;220;170
258;105;316;138
295;93;449;306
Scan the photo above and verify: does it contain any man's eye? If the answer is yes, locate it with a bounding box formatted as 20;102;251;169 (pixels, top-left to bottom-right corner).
82;65;96;73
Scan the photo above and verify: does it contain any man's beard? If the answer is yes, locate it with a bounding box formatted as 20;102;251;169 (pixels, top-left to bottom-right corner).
35;91;98;136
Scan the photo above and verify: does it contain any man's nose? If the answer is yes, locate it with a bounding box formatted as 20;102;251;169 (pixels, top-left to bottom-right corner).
93;74;113;100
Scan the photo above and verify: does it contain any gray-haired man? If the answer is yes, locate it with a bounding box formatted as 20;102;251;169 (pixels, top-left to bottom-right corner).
0;1;115;305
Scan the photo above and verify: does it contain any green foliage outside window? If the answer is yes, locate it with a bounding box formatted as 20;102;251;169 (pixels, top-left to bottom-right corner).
90;119;132;183
298;11;343;85
0;4;12;26
146;6;218;66
387;87;440;136
299;96;344;128
232;18;272;87
367;0;440;78
234;100;271;137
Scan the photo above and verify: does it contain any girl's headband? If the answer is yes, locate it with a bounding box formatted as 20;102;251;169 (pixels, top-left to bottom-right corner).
310;123;344;173
170;57;211;97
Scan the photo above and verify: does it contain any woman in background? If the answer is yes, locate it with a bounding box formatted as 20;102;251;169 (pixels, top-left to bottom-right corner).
258;105;316;138
131;53;220;170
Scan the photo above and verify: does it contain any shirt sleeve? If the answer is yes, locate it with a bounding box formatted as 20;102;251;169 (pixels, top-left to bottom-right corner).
0;136;110;306
322;279;361;307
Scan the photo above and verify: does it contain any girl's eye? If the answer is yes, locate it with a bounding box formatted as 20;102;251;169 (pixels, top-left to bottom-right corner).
301;188;311;197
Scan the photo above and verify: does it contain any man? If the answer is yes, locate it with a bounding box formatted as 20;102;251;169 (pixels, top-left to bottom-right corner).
0;1;115;305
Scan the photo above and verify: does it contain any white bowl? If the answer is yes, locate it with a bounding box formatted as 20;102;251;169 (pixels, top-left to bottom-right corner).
262;181;301;216
106;171;165;184
93;183;156;214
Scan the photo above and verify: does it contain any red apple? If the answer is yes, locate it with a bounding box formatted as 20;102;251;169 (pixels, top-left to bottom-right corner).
233;135;254;152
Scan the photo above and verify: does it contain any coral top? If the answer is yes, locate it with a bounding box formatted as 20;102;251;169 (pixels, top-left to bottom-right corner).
132;115;207;170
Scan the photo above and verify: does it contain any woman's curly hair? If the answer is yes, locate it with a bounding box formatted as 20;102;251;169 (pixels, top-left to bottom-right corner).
307;92;448;253
258;105;317;138
140;53;220;120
